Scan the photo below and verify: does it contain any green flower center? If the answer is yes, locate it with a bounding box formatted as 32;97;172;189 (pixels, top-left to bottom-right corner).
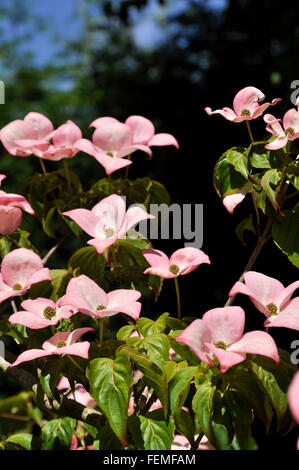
240;109;251;117
214;341;227;350
13;283;23;291
56;341;67;349
105;228;115;238
169;264;180;275
43;306;56;320
285;127;295;136
266;302;278;315
96;304;106;311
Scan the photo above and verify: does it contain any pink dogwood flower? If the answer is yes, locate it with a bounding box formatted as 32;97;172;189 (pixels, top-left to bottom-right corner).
0;248;51;304
10;327;94;367
229;271;299;330
90;115;179;150
41;120;82;161
142;247;210;279
205;86;281;122
288;371;299;450
175;306;279;373
74;120;151;175
288;371;299;424
0;174;34;235
9;297;76;329
0;112;53;157
58;377;96;408
63;194;154;254
264;106;299;150
60;274;141;321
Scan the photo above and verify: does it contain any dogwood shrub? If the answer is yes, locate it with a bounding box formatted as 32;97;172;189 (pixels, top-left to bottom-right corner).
0;94;298;451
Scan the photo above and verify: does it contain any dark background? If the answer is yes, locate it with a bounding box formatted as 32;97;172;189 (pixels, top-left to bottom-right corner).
0;0;298;449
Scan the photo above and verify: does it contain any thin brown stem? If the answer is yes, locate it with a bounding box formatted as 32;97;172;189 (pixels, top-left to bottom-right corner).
39;158;47;175
63;159;72;195
246;120;254;143
225;219;272;306
174;276;181;320
124;154;132;179
42;238;64;264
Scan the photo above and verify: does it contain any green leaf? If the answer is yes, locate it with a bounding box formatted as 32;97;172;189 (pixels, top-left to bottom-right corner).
139;410;174;450
42;418;76;450
127;333;170;370
49;268;71;301
117;325;136;341
97;425;122;450
6;433;41;450
225;390;252;448
0;237;12;259
192;380;216;439
121;345;169;418
169;366;197;416
137;312;168;337
227;365;273;432
235;215;256;245
260;169;281;209
248;354;292;429
272;207;299;268
87;353;132;445
226;148;249;179
249;143;271;169
214;148;248;198
174;408;195;447
68;246;106;282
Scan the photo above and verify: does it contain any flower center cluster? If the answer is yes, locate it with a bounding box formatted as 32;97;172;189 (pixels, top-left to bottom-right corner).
240;109;251;116
56;341;67;348
285;127;295;136
214;341;227;350
106;151;114;158
43;306;56;320
96;304;106;311
169;264;180;275
266;302;278;315
105;227;115;238
13;283;23;291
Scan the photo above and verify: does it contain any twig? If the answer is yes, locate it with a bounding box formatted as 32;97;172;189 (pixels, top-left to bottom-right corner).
1;354;105;430
225;219;272;306
42;238;64;264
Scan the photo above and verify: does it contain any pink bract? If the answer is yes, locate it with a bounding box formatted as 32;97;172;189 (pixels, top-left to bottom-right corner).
175;306;279;373
9;297;76;329
264;108;299;150
90;114;179;149
57;377;96;408
0;174;34;235
60;274;141;321
288;371;299;424
142;247;210;279
10;327;94;367
41;120;82;161
229;271;299;331
0;112;53;157
74;121;147;175
205;86;281;122
63;194;154;254
0;248;51;304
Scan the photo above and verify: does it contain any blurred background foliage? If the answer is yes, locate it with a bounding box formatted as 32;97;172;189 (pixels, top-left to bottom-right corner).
0;0;299;448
